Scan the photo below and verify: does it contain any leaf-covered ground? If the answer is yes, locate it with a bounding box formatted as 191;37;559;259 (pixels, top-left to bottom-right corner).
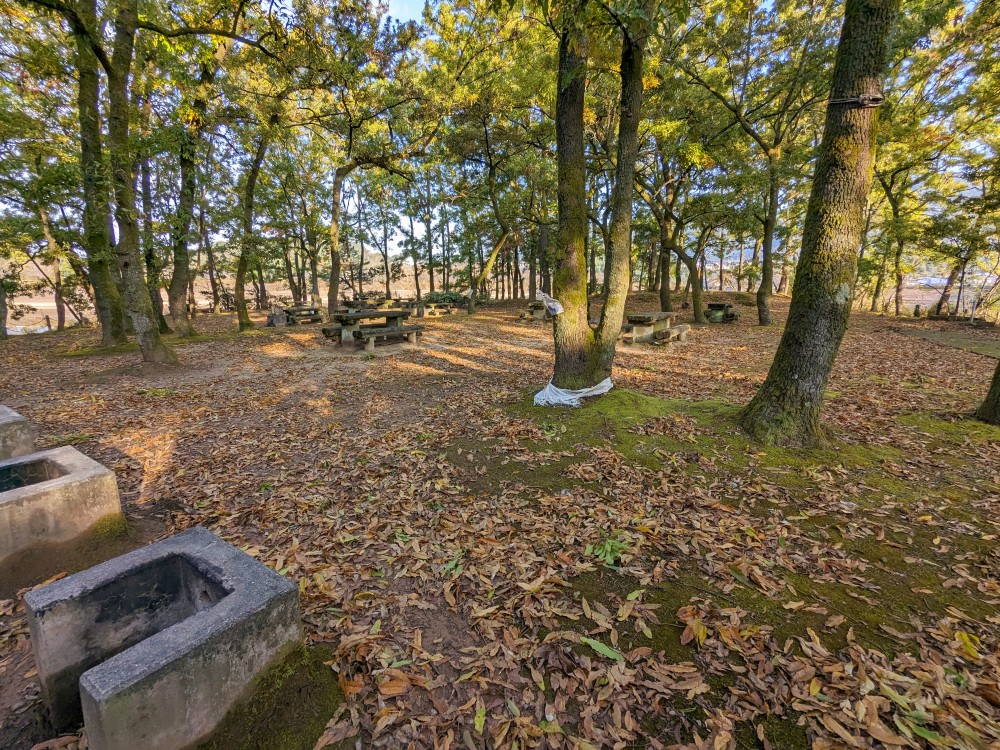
2;294;999;750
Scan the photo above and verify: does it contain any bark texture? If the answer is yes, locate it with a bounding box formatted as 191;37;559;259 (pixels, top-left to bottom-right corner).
550;3;652;389
237;123;275;331
976;361;1000;426
73;0;127;346
550;16;596;388
107;0;176;364
740;0;899;445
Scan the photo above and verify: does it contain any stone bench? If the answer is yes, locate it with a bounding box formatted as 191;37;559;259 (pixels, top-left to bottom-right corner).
0;405;36;460
353;325;424;351
0;447;122;563
24;527;302;750
321;326;344;343
654;324;691;344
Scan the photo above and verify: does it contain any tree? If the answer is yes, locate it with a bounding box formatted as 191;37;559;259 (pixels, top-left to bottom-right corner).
739;0;901;445
547;0;660;389
676;0;837;325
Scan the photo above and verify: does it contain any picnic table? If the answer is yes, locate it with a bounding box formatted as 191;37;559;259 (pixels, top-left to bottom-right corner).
520;301;550;321
622;311;690;345
705;302;739;323
283;304;324;325
322;309;423;351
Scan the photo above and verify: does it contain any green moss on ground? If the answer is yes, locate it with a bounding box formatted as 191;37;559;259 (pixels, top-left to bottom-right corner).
902;330;1000;360
898;411;1000;446
735;716;809;749
198;644;346;750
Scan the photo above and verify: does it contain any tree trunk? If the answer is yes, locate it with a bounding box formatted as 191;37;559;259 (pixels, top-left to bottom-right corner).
167;134;197;336
0;283;7;339
282;239;300;301
327;165;351;317
73;0;127;346
935;261;961;315
551;4;650;388
383;212;392;298
737;238;745;292
893;237;904;316
740;0;899;445
166;26;238;335
408;215;421;301
237;122;275;330
757;168;778;325
550;18;597;388
424;179;435;294
140;151;171;333
657;218;673;313
107;0;176;364
870;247;887;312
36;204;70;330
206;239;221;313
528;233;537;301
776;254;790;294
976;361;1000;425
679;226;709;324
539;222;551;295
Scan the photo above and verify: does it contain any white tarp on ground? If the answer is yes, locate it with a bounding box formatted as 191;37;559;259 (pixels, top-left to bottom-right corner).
5;325;51;336
534;378;613;408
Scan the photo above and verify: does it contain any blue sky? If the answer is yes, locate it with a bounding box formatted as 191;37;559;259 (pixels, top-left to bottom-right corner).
386;0;426;21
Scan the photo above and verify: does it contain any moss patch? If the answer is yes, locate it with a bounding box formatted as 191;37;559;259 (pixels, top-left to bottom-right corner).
898;411;1000;446
0;513;153;598
197;644;346;750
735;716;809;749
902;329;1000;360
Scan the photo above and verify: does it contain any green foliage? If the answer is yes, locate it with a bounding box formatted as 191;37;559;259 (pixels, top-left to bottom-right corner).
585;532;630;568
423;290;467;304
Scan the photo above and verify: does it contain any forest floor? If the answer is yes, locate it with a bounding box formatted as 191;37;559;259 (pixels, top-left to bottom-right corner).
1;293;999;750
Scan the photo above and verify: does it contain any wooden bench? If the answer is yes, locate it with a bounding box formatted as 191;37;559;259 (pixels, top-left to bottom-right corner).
352;325;424;351
321;326;343;343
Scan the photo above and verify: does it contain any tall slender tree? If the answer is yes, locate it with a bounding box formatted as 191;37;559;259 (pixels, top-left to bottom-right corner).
740;0;902;445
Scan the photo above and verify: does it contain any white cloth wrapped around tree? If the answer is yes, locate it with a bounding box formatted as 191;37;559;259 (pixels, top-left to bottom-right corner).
534;378;613;407
535;291;564;316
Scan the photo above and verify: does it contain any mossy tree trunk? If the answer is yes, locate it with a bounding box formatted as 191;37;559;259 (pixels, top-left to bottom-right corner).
73;0;127;347
550;2;652;389
550;14;595;388
976;362;1000;425
740;0;900;446
107;0;177;364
